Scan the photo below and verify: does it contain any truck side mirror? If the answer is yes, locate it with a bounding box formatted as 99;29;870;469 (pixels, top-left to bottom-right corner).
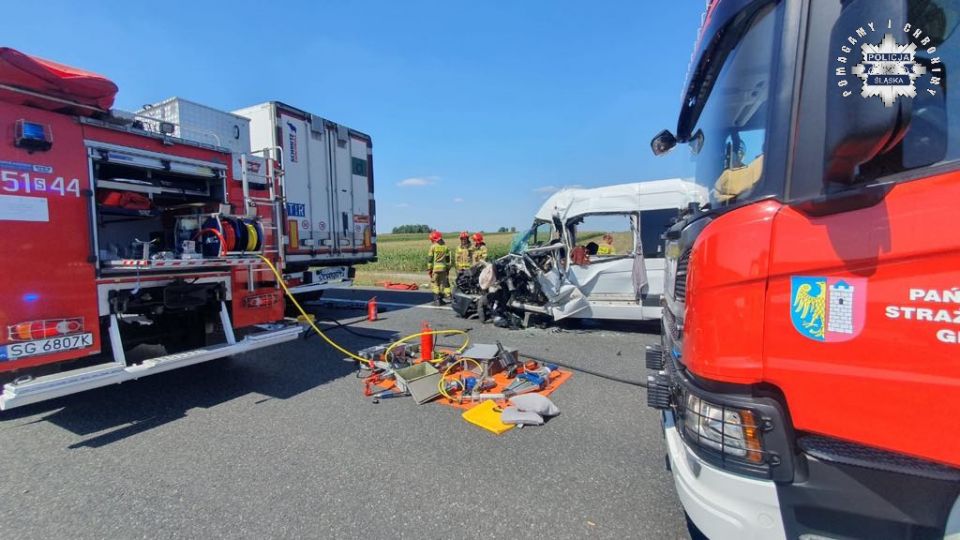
651;129;678;156
824;0;911;185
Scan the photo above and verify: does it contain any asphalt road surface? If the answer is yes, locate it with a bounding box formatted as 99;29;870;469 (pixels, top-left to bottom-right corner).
0;287;688;539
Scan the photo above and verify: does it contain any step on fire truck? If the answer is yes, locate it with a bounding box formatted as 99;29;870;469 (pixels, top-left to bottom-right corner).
645;0;960;538
0;48;372;409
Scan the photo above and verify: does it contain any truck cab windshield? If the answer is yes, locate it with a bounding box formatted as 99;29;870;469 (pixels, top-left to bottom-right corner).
679;3;780;209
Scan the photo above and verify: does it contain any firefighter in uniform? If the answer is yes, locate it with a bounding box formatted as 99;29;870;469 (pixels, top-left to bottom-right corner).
427;230;452;305
471;232;488;264
454;231;474;281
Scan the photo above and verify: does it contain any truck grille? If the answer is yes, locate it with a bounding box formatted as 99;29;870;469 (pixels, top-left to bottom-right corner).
663;307;681;344
674;249;690;302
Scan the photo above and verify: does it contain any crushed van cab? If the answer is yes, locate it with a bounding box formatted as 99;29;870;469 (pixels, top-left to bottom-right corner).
453;179;705;326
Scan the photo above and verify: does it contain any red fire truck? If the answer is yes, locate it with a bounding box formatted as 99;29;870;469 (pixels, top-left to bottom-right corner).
0;48;305;409
646;0;960;538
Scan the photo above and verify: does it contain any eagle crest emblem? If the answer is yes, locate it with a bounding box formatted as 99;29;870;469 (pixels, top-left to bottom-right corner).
790;277;866;342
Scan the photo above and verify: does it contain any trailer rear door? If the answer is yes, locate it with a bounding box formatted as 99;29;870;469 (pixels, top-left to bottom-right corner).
0;103;101;371
276;108;333;259
338;129;374;257
279;108;374;260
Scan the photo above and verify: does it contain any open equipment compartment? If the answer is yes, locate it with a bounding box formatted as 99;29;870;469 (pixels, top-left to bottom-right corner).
87;138;273;273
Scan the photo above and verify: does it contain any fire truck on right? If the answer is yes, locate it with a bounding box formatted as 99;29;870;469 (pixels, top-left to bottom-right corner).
646;0;960;538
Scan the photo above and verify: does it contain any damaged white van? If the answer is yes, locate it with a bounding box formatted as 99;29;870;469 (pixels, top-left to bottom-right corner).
453;179;705;326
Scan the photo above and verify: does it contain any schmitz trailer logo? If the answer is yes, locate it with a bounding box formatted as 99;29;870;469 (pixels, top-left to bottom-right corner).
286;122;299;163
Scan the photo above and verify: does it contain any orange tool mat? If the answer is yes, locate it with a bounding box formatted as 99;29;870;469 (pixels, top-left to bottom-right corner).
368;366;572;410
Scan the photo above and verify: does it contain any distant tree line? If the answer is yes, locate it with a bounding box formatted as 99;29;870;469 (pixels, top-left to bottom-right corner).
392;224;432;234
497;226;517;233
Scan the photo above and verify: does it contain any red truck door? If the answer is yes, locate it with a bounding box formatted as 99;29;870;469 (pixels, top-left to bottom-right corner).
0;104;101;370
763;172;960;468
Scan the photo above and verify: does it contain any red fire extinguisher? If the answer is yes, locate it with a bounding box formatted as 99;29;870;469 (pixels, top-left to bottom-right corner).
367;297;378;321
420;321;434;362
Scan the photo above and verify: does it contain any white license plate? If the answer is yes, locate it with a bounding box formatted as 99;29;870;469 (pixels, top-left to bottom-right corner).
2;333;94;361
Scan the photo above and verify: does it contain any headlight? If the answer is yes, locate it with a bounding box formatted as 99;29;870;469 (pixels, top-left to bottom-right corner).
665;240;681;259
682;392;764;465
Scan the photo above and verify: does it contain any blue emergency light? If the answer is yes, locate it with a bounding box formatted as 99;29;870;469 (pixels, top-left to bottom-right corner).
15;120;53;152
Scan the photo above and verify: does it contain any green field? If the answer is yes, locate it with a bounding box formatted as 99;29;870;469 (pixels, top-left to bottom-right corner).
360;230;634;280
363;232;516;273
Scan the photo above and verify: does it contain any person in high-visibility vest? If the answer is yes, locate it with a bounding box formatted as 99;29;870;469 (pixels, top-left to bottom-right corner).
427;230;452;305
471;232;488;264
454;231;474;293
455;231;473;273
596;233;616;256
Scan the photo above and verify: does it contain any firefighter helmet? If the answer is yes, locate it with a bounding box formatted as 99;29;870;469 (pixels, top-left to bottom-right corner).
429;230;442;243
459;231;469;240
472;232;484;243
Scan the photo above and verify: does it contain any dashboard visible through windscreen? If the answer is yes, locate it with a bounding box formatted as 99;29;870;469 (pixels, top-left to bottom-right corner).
678;3;780;209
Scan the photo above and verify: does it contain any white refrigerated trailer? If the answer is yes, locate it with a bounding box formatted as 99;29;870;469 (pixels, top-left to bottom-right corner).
138;99;378;297
235;102;376;295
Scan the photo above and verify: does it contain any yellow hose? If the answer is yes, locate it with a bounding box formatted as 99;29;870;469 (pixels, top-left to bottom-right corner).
255;254;469;368
257;255;370;363
438;357;483;402
383;329;469;362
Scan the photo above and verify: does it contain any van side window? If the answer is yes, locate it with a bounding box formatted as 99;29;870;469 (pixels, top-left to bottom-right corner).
569;214;636;256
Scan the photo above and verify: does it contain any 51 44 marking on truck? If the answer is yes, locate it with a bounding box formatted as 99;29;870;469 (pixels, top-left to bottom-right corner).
1;169;81;197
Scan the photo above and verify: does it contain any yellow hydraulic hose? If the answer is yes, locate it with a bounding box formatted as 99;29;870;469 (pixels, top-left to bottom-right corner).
438;357;483;402
383;329;470;362
255;255;469;367
257;255;371;363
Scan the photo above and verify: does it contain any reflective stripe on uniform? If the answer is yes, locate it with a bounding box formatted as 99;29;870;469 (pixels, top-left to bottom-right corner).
472;245;488;264
455;246;473;270
428;244;451;272
431;270;451;295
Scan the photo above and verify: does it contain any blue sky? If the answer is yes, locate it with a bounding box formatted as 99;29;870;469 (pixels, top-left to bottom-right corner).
5;0;705;232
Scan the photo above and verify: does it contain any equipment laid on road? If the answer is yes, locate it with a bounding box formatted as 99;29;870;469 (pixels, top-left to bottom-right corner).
461;400;514;435
393;363;441;405
351;326;571;432
645;2;960;538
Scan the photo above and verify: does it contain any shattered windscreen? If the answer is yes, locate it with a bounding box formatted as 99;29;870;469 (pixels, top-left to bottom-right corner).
510;221;553;254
